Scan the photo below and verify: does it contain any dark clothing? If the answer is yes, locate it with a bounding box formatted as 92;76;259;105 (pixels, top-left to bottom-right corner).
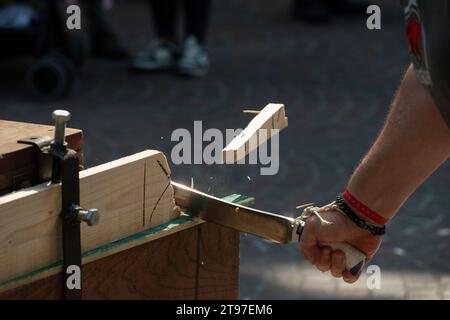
401;0;450;127
80;0;128;59
151;0;211;44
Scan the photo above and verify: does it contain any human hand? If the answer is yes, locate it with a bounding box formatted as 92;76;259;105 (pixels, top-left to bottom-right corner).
300;209;382;283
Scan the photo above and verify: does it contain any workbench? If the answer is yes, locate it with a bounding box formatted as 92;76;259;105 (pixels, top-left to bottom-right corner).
0;120;240;299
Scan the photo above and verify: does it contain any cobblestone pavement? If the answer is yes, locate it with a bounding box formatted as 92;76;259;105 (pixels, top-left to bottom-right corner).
1;0;450;299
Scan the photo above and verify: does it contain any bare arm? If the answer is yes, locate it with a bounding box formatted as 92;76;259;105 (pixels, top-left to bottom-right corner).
348;64;450;221
300;64;450;282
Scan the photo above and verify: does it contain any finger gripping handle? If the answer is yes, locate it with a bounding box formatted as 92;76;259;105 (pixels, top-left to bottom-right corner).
320;242;366;276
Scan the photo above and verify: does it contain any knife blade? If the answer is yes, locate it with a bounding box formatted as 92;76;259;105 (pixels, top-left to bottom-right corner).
171;181;366;276
172;180;298;244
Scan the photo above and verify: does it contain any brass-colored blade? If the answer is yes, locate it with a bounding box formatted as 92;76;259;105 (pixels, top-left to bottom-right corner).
171;181;295;244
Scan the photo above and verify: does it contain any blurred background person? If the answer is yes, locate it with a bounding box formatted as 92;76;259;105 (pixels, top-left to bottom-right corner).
130;0;211;77
291;0;368;24
81;0;128;59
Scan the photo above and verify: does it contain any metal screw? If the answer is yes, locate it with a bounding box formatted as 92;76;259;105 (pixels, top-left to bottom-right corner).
77;208;100;226
52;110;71;146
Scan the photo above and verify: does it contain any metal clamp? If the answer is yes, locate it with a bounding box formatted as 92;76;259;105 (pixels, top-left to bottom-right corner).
18;110;100;300
16;136;54;186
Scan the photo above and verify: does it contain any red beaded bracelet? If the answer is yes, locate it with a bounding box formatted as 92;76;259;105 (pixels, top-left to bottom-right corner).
342;189;388;225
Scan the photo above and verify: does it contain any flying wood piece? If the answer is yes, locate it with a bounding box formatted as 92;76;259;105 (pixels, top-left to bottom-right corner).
222;103;288;163
242;109;261;114
0;150;177;285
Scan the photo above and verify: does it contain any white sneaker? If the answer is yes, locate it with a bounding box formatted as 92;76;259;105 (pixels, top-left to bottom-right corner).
131;40;177;71
177;36;210;77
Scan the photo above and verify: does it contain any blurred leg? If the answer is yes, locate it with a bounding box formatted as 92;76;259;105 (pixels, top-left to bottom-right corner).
151;0;178;42
129;0;179;71
182;0;211;44
83;0;109;36
82;0;128;59
176;0;211;76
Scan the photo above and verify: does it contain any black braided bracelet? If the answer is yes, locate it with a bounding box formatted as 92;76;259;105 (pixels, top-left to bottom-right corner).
335;195;386;236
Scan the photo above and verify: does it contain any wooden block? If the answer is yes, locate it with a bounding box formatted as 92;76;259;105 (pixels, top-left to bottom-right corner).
0;120;83;195
197;223;240;299
0;150;177;285
0;195;248;299
222;103;288;163
0;225;200;299
0;223;239;300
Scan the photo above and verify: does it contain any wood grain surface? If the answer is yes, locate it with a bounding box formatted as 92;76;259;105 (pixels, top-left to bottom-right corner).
0;150;177;285
0;223;239;300
0;120;83;195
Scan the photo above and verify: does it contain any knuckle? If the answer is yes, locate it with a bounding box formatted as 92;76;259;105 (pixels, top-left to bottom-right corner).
332;251;345;265
322;247;332;256
306;215;319;226
317;264;330;272
331;270;343;278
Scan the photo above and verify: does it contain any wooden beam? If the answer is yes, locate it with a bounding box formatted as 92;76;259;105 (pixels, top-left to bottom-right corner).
0;223;240;300
0;150;177;285
0;120;83;195
0;214;203;293
222;103;288;163
0;193;252;298
0;120;82;160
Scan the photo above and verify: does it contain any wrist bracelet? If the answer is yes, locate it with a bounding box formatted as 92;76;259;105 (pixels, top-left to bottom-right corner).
335;195;386;236
342;189;389;225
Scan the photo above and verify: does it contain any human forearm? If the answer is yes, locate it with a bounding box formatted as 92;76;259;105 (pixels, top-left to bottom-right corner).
347;64;450;221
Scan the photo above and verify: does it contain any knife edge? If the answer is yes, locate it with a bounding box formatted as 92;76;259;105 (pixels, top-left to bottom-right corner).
171;181;295;244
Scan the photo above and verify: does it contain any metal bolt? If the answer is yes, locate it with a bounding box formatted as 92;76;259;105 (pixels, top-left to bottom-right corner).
52;110;71;146
77;208;100;226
